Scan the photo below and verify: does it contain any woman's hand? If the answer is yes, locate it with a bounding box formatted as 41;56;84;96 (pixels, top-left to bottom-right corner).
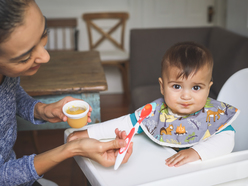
70;129;133;167
34;96;92;123
165;148;201;167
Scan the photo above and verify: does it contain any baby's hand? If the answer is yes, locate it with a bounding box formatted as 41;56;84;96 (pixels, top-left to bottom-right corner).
115;128;127;140
67;130;89;142
165;148;201;167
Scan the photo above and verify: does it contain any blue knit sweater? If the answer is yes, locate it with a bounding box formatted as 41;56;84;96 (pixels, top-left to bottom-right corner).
0;76;43;186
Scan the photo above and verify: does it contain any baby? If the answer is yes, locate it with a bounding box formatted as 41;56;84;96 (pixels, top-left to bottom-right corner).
68;42;239;167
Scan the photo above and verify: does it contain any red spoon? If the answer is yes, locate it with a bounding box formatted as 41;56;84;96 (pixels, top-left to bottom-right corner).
114;104;152;170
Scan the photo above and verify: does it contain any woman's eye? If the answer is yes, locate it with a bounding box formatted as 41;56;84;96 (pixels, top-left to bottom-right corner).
19;55;32;63
192;86;201;91
173;84;181;89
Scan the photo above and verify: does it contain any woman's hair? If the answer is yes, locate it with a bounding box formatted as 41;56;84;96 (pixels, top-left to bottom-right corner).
0;0;33;44
161;41;213;79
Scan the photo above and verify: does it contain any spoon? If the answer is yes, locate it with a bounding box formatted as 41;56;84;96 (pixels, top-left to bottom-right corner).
114;103;153;170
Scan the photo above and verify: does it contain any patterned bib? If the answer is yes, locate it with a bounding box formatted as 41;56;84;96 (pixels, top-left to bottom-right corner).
134;97;240;148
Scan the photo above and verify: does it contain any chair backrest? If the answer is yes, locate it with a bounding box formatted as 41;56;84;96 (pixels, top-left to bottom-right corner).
217;68;248;152
46;18;78;51
82;12;129;51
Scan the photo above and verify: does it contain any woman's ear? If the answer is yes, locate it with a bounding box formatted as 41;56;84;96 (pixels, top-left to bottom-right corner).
158;77;164;95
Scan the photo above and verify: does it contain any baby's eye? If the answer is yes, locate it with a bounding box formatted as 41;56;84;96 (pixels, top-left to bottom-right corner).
192;86;201;91
173;84;181;89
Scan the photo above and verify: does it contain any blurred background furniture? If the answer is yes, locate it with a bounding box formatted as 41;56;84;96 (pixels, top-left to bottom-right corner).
129;27;248;112
82;12;130;99
217;68;248;152
18;51;107;153
46;18;79;51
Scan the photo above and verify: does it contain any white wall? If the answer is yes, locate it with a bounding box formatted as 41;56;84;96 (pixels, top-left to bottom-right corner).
226;0;248;37
36;0;130;52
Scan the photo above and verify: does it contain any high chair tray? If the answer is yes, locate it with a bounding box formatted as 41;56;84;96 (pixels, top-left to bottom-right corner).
64;126;248;186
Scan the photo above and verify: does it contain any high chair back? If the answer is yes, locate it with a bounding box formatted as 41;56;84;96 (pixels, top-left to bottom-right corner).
217;68;248;152
82;12;130;99
46;18;78;51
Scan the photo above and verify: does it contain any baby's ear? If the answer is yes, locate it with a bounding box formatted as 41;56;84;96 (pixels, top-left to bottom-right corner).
158;77;164;95
209;81;213;88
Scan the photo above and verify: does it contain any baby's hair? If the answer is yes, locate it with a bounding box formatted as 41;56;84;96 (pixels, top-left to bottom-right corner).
161;41;213;80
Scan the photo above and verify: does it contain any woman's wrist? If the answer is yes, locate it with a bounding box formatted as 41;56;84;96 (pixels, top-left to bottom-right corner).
64;140;81;157
34;102;47;120
66;139;92;157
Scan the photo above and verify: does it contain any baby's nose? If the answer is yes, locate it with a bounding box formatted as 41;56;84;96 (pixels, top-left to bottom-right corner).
180;90;191;100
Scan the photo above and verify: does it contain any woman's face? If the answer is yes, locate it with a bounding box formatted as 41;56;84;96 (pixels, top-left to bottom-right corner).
0;1;50;79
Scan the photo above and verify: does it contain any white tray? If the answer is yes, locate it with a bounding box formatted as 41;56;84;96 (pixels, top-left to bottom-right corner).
64;126;248;186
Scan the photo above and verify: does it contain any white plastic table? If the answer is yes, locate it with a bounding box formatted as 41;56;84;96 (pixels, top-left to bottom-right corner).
64;126;248;186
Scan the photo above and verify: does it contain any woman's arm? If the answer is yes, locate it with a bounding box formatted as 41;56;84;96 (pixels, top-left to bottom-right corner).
0;131;132;185
0;154;41;185
16;81;43;123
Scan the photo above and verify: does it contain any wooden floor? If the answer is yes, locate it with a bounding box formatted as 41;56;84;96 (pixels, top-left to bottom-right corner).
13;94;129;186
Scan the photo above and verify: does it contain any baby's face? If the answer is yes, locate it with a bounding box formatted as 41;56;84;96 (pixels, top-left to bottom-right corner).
159;65;213;115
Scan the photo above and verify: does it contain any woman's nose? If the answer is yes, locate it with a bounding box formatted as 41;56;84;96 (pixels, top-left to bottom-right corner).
34;45;50;64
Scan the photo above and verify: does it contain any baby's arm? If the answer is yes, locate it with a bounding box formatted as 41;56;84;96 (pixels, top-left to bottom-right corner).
67;114;133;142
88;115;133;140
191;130;235;160
165;130;235;167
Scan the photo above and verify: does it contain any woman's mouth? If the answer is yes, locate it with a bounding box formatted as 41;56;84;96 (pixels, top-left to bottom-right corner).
29;64;41;71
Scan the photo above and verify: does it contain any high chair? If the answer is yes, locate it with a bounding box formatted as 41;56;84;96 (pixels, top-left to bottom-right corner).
82;12;130;99
217;68;248;152
64;68;248;185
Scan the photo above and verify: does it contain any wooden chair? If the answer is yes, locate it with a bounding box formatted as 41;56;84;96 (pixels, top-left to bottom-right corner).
46;18;79;51
82;12;130;98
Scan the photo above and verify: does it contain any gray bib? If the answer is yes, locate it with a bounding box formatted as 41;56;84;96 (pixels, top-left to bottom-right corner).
134;97;240;148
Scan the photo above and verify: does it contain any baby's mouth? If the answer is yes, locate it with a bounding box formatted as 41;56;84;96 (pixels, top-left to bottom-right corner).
181;103;191;107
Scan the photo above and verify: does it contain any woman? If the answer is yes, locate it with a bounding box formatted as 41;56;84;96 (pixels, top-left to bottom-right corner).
0;0;132;185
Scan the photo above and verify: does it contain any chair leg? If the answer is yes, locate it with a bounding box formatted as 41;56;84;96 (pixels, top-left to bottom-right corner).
102;62;130;101
121;61;130;102
32;130;41;154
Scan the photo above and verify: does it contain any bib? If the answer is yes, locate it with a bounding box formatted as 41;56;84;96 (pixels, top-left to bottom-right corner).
134;97;240;148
